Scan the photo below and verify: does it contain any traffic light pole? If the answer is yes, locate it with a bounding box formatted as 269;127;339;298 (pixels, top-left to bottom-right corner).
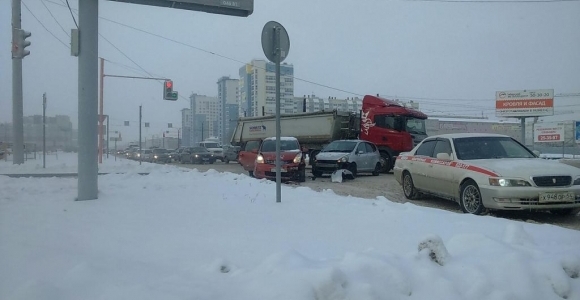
11;0;24;164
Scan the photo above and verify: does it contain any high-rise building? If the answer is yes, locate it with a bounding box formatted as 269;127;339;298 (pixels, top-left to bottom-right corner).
217;76;239;145
181;108;192;147
238;59;294;117
189;93;220;145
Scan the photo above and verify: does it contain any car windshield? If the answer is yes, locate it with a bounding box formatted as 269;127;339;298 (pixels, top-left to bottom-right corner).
321;141;357;153
201;142;220;148
260;139;299;152
153;149;167;154
453;136;536;160
191;147;209;153
406;118;427;135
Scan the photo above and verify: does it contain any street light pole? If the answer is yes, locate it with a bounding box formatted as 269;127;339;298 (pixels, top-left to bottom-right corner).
42;92;46;168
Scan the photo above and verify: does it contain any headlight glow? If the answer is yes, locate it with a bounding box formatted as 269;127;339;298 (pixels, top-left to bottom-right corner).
489;178;531;187
154;155;158;159
195;154;199;157
293;152;302;164
256;154;264;164
338;155;348;163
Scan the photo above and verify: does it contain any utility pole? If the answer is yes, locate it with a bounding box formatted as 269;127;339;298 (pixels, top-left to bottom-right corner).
139;105;142;165
99;57;104;163
43;93;46;168
77;0;99;201
12;0;24;164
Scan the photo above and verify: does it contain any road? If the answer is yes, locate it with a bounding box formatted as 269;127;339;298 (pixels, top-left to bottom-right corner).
172;160;580;231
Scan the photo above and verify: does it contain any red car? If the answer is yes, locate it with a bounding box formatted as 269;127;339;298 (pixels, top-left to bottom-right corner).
253;137;306;182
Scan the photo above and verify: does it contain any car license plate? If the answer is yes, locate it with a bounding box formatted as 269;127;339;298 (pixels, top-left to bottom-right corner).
203;158;209;161
270;168;287;173
539;192;575;203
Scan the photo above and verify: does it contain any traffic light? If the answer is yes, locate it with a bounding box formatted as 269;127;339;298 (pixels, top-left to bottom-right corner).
12;28;31;59
163;80;178;101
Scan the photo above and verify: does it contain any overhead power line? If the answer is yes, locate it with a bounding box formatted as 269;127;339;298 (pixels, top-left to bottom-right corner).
22;0;69;49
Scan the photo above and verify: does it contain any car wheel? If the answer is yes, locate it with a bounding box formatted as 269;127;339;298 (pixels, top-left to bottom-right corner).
460;179;485;215
210;160;214;164
347;163;357;178
379;151;393;173
372;162;381;176
248;171;254;177
224;158;230;164
402;171;419;200
550;208;580;216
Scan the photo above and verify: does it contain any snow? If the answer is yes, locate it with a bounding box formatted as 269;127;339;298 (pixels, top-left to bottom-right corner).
1;152;580;300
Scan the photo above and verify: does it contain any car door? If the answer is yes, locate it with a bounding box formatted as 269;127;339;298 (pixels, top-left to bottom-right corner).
408;139;437;190
238;140;261;172
427;138;456;197
355;142;369;171
365;142;380;171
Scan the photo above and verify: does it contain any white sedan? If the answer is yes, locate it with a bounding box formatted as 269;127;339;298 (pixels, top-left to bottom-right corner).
394;133;580;215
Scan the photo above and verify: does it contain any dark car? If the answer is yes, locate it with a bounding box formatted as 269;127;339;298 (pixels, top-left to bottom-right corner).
222;145;240;164
151;148;171;163
179;147;216;164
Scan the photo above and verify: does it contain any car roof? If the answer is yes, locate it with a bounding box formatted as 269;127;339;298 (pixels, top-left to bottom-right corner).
263;137;298;141
424;133;510;139
331;139;365;143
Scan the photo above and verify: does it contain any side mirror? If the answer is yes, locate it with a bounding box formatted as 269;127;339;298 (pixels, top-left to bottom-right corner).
436;153;451;160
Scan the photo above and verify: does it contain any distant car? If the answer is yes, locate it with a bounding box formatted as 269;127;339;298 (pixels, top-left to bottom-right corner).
151;148;170;163
179;147;215;164
394;133;580;215
222;145;240;164
312;140;381;178
136;149;152;161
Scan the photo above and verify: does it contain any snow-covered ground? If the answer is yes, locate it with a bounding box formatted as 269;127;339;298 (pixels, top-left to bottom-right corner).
1;153;579;300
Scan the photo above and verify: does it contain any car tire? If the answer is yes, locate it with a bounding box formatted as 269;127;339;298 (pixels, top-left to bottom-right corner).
550;208;580;216
372;162;381;176
347;163;357;178
379;151;393;173
224;158;230;164
460;179;485;215
248;171;254;177
402;171;419;200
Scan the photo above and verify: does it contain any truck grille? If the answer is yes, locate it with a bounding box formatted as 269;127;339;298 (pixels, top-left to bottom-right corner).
532;176;571;187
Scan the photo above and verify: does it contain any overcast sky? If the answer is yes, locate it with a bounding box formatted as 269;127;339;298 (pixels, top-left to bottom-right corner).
1;0;579;141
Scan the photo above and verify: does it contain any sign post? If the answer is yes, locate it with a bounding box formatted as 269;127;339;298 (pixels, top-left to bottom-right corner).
262;21;290;203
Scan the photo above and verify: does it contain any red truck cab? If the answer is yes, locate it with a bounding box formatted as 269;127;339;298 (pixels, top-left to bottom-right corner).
360;95;428;172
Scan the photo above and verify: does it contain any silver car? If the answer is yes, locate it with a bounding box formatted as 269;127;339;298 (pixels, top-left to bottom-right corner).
312;140;381;178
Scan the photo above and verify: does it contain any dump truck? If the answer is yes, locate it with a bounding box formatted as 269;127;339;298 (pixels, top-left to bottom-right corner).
231;95;428;173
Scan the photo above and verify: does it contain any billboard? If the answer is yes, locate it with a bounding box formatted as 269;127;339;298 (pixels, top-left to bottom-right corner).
534;123;565;143
495;89;554;117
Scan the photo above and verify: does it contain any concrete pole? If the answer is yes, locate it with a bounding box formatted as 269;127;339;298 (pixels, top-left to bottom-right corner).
274;26;281;203
43;92;46;168
98;58;104;163
77;0;99;200
139;105;142;165
520;117;526;146
106;115;109;158
12;0;24;164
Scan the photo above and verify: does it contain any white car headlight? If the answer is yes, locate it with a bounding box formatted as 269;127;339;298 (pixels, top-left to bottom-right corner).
154;155;158;159
195;154;199;157
489;178;531;187
338;155;348;163
574;177;580;185
293;152;302;164
256;154;264;164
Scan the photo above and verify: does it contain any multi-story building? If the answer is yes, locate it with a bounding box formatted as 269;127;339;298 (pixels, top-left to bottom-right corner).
217;76;239;145
181;108;192;147
189;93;220;145
0;115;75;151
294;95;363;113
238;59;294;117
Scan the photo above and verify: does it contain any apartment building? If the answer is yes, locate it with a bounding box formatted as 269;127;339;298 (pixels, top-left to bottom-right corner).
189;93;220;145
217;76;239;145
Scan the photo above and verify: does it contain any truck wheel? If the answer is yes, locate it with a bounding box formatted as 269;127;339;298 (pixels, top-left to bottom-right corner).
379;151;393;173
